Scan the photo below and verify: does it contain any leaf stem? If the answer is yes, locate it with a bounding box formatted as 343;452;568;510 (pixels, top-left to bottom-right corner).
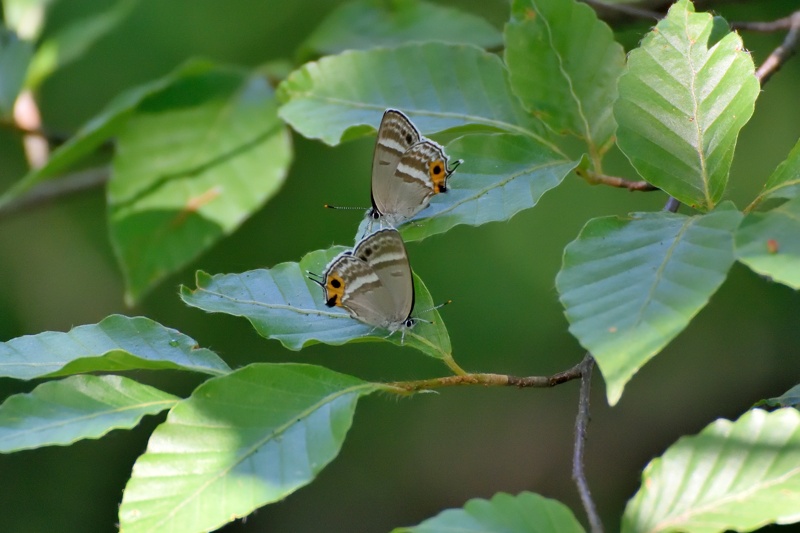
572;353;603;533
577;168;658;191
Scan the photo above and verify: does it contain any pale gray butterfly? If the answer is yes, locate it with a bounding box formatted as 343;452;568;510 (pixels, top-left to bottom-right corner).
309;229;421;336
327;109;462;230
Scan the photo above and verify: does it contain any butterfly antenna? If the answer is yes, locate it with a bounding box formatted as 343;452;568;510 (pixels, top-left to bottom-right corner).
414;300;452;325
324;204;368;211
450;159;464;172
306;270;324;286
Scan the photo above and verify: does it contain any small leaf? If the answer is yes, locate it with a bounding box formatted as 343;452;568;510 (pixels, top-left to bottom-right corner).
277;42;545;146
614;0;759;210
752;136;800;206
505;0;624;160
556;206;743;405
0;60;216;208
393;492;585;533
108;66;293;303
3;0;50;40
388;133;578;241
180;246;451;360
0;314;230;380
0;375;178;453
118;363;380;533
735;196;800;290
298;0;502;61
0;26;33;117
623;408;800;533
756;385;800;409
24;0;135;89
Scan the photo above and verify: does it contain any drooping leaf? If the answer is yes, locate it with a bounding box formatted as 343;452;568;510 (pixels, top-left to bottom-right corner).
756;385;800;409
369;133;579;241
277;42;547;146
505;0;624;161
393;492;585;533
0;375;178;453
0;314;230;380
556;205;743;405
0;26;33;117
108;66;293;303
25;0;135;89
298;0;502;61
614;0;759;211
623;408;800;533
0;60;216;208
735;195;800;290
119;363;380;533
751;136;800;207
180;246;451;360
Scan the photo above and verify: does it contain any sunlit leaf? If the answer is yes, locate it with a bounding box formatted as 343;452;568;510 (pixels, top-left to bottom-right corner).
373;133;579;241
556;205;743;405
108;66;293;303
119;363;380;533
393;491;585;533
25;0;135;89
0;60;216;208
505;0;624;160
623;408;800;532
2;0;52;40
0;375;178;453
180;246;451;360
298;0;502;61
0;314;230;380
614;0;758;210
0;26;33;117
277;42;546;146
735;196;800;290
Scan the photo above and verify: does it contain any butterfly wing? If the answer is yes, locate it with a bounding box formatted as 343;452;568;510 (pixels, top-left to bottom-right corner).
371;110;422;220
322;253;403;329
353;229;414;324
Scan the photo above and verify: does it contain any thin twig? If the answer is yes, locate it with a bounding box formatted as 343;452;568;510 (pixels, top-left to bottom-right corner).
732;16;795;33
0;167;110;221
663;196;681;213
755;11;800;85
572;354;603;533
0;117;73;145
386;359;584;393
578;168;659;192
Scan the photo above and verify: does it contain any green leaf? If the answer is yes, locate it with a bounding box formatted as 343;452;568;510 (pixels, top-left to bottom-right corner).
298;0;502;61
118;363;379;533
25;0;135;89
180;246;451;360
0;26;33;117
368;133;578;241
614;0;759;211
505;0;624;161
277;42;547;146
0;375;178;453
623;408;800;533
0;60;216;208
735;196;800;290
0;314;230;380
756;385;800;409
556;206;743;405
393;492;585;533
2;0;52;40
752;136;800;206
108;66;293;303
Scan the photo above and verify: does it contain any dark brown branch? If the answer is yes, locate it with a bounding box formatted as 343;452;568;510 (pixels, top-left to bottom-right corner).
572;354;603;533
578;168;659;192
754;11;800;85
0;167;110;221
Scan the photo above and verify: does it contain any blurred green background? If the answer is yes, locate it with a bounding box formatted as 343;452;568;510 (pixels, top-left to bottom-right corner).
0;0;798;531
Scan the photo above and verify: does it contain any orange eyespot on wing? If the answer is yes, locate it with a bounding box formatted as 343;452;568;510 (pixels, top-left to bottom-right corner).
428;159;447;193
325;273;346;307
